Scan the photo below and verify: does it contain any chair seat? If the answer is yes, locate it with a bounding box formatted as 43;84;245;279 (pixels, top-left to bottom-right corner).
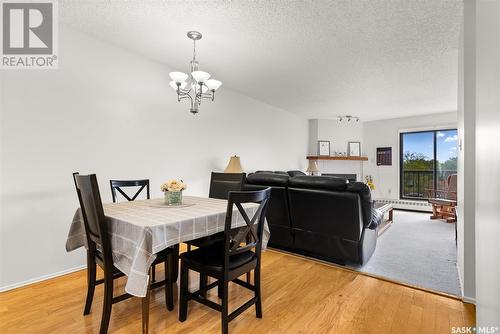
429;198;457;206
181;242;256;272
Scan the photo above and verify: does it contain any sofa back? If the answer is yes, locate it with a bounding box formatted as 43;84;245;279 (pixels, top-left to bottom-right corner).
287;176;367;241
244;172;293;248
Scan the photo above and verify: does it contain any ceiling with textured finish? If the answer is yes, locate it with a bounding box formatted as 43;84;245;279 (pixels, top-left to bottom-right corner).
60;1;462;121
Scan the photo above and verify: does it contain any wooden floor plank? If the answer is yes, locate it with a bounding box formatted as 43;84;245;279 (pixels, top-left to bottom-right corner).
0;248;475;334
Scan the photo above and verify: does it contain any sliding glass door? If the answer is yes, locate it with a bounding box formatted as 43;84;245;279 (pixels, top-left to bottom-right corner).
400;129;457;199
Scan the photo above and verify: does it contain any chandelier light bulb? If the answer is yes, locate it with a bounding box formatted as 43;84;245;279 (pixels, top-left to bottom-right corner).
206;79;222;91
169;81;187;90
191;70;211;84
169;71;188;83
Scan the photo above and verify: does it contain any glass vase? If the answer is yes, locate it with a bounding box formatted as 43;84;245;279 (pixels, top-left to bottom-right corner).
164;191;182;206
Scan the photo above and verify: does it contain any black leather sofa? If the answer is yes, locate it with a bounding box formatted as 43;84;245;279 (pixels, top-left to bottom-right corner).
244;173;294;249
244;172;377;265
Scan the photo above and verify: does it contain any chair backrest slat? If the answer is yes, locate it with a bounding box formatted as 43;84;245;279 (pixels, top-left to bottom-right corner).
209;172;246;200
73;172;96;252
110;179;150;203
223;188;271;270
75;173;114;270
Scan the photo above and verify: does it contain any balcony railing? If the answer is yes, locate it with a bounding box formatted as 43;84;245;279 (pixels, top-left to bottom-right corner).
401;169;457;199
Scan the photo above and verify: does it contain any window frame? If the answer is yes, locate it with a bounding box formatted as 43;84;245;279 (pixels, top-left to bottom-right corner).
399;128;457;200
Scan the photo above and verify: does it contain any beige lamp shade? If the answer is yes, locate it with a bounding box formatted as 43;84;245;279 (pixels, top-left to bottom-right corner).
306;160;319;173
224;155;243;173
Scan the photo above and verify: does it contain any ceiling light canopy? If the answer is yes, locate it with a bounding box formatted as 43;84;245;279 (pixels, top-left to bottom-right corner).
338;115;360;122
169;31;222;114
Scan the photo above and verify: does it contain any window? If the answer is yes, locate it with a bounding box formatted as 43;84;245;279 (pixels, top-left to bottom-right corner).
400;129;458;200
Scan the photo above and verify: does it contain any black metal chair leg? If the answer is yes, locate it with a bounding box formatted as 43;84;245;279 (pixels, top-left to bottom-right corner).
218;280;223;299
151;264;156;283
100;274;113;334
221;280;229;334
179;261;189;322
199;274;208;297
254;268;262;318
246;272;251;284
83;251;96;315
165;256;174;311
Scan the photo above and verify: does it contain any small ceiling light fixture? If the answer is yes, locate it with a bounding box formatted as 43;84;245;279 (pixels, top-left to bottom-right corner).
169;31;222;114
337;115;359;123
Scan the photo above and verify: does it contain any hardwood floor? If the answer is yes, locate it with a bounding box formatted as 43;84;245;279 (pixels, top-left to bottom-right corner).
0;248;475;334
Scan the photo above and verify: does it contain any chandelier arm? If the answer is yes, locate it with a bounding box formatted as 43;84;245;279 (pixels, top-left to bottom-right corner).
177;89;191;95
180;92;195;110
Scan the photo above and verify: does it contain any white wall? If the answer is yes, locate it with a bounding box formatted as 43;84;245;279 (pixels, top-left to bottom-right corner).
457;0;476;303
362;112;457;200
308;119;364;179
308;118;364;155
0;27;308;290
473;0;500;324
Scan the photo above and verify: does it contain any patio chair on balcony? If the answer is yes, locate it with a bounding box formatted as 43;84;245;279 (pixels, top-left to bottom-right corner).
427;174;457;223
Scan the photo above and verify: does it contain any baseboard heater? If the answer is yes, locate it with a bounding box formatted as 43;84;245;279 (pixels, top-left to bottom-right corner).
375;198;432;212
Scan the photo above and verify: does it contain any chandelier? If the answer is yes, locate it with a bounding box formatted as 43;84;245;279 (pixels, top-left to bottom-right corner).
169;31;222;114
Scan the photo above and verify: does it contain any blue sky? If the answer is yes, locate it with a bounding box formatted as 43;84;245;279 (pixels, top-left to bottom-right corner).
403;130;458;162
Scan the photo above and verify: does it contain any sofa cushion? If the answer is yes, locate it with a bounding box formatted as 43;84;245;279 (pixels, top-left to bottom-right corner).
346;182;373;227
289;175;348;191
287;170;306;177
368;207;384;229
246;173;290;187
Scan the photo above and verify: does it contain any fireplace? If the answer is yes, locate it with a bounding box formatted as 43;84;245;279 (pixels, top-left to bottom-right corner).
322;173;357;182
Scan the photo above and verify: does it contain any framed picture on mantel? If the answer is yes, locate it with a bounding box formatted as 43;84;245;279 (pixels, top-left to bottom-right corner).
318;140;331;156
348;141;361;157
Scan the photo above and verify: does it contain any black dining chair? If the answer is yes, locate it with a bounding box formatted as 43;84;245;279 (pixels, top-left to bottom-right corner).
73;173;176;334
109;179;164;283
179;188;271;334
208;172;246;200
186;172;248;291
186;172;246;251
110;179;150;203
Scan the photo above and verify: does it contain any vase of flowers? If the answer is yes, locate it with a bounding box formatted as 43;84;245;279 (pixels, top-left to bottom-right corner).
161;179;187;205
365;175;376;191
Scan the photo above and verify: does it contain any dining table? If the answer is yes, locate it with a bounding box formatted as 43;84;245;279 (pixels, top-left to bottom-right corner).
65;195;269;333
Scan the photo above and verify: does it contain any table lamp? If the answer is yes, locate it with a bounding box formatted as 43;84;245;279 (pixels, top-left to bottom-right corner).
306;160;319;176
224;155;243;173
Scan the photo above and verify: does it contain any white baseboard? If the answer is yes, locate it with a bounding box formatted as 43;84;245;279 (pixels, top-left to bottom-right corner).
0;265;86;293
462;295;476;305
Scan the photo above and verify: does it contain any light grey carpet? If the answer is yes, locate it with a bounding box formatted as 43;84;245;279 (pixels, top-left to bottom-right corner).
349;210;461;296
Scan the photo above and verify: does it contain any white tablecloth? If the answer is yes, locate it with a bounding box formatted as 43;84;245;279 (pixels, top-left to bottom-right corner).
66;196;269;297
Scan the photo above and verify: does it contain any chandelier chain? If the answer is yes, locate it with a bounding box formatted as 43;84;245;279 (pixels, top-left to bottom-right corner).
192;39;196;61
